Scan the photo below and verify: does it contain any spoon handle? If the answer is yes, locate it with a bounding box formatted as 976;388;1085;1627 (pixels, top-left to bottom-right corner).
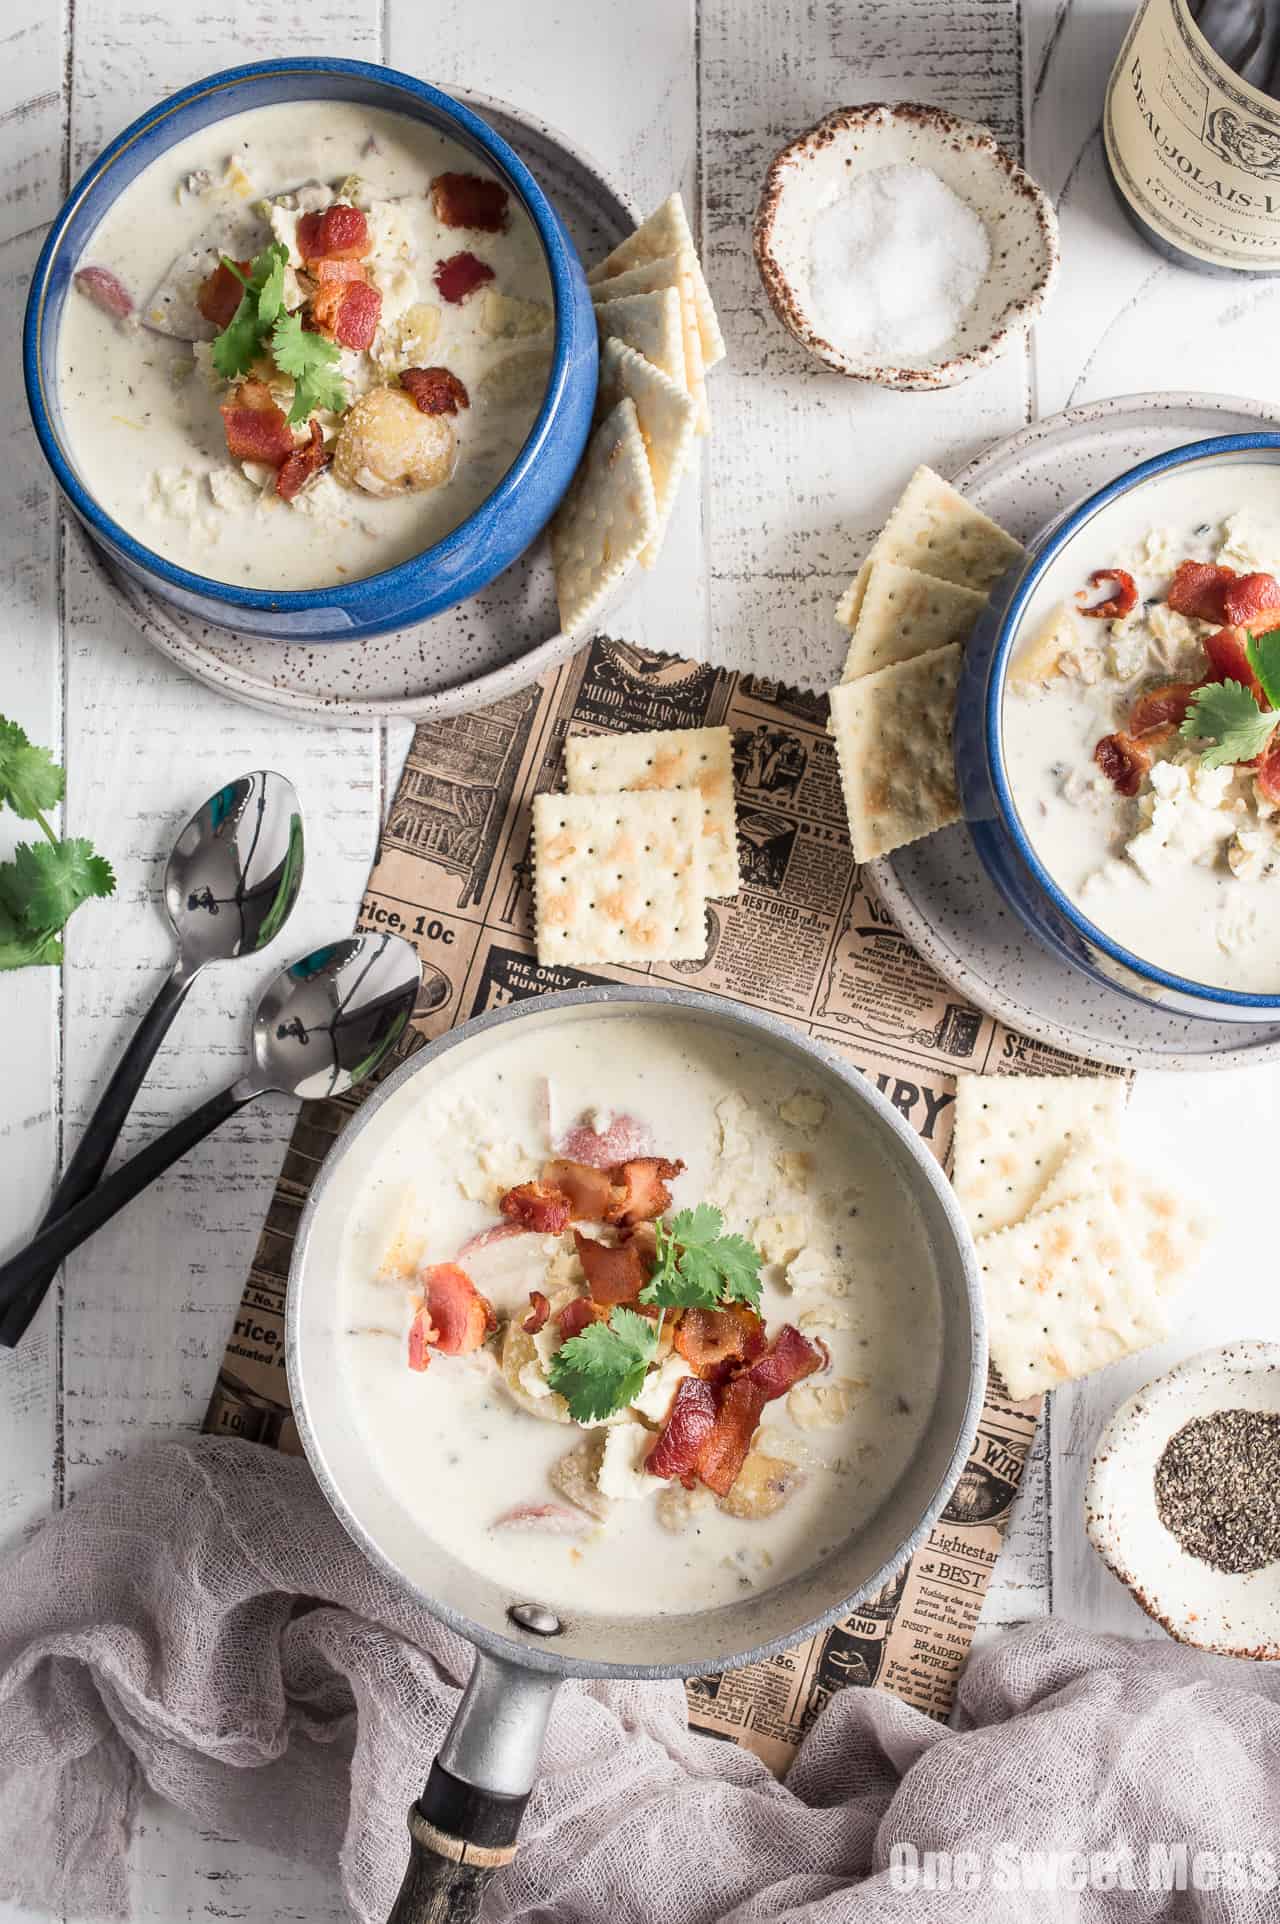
0;1080;253;1346
17;965;197;1307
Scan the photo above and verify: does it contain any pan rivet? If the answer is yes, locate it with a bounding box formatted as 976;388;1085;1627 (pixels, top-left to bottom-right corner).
509;1602;562;1636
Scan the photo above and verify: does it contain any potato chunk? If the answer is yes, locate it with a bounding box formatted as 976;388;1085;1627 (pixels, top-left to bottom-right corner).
718;1449;804;1520
333;386;456;497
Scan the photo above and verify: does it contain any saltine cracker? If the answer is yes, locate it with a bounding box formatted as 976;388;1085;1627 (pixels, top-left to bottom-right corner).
593;288;686;392
951;1074;1127;1237
596;338;696;570
827;643;962;861
838;466;1025;629
589;193;725;368
533;789;707;965
840;559;988;679
565;724;738;897
550;397;657;638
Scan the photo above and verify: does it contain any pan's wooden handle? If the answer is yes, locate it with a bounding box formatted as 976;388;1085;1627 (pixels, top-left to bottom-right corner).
388;1761;529;1924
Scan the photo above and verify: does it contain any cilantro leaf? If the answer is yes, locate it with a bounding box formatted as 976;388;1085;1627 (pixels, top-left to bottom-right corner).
1246;629;1280;711
0;839;115;934
546;1306;658;1423
0;718;64;819
210;243;290;380
640;1204;764;1313
0;898;61;971
270;312;347;424
1179;679;1280;768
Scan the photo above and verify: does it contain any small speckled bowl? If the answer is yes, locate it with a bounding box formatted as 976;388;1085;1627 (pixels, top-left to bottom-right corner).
753;103;1058;390
1086;1342;1280;1660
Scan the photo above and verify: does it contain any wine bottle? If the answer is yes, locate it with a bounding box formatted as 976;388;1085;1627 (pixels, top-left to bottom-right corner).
1105;0;1280;273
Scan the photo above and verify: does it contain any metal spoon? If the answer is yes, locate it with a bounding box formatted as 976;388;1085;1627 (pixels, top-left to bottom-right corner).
0;932;421;1327
0;771;305;1346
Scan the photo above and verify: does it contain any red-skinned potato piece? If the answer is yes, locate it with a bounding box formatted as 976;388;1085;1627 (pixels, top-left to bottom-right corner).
572;1229;654;1306
276;419;329;501
298;203;370;262
197;258;251;329
407;1305;438;1372
673;1304;767;1380
647;1375;718;1484
219;380;296;465
421;1262;494;1356
499;1180;572;1234
74;264;133;319
606;1157;685;1226
401;366;470;416
431;171;510;232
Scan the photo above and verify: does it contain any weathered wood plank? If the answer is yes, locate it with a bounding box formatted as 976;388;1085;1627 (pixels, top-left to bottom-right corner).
0;0;65;249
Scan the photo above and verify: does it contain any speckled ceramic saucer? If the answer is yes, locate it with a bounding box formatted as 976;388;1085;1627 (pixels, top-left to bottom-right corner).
97;93;637;725
1086;1342;1280;1659
868;391;1280;1072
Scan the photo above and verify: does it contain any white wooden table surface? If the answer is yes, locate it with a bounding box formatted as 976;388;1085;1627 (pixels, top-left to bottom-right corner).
3;0;1278;1915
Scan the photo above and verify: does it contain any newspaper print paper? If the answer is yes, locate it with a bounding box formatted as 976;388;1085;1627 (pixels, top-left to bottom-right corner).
205;639;1111;1771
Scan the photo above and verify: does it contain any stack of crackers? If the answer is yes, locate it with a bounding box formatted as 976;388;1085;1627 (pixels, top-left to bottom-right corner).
951;1075;1209;1401
551;194;725;639
532;724;739;966
826;466;1024;862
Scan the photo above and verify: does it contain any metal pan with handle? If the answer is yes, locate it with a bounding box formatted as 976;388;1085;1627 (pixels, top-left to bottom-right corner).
286;987;986;1924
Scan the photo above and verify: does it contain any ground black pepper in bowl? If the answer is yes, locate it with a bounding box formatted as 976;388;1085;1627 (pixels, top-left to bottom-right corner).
1154;1408;1280;1575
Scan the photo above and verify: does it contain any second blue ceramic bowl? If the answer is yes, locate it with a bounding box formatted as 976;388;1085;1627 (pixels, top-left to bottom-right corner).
23;58;598;643
955;432;1280;1023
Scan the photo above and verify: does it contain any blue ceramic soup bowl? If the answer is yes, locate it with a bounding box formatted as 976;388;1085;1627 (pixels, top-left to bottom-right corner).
955;432;1280;1023
24;58;598;642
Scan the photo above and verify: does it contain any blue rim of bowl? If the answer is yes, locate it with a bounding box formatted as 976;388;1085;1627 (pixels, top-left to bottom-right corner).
988;429;1280;1012
24;56;583;614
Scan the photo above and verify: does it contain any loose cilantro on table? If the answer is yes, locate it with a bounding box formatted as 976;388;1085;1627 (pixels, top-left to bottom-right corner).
270;311;347;425
1179;678;1280;769
210;242;347;425
640;1204;763;1313
0;718;114;970
546;1306;658;1424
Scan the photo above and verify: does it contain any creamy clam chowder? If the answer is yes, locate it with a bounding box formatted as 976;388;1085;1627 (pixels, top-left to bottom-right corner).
339;1014;942;1617
57;102;554;589
1005;463;1280;994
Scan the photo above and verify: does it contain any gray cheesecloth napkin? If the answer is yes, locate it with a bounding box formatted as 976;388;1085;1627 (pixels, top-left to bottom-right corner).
1;1438;1278;1923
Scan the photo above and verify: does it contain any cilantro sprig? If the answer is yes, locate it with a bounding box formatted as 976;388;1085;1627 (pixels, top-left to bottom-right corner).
546;1306;657;1424
210;241;347;425
640;1204;763;1313
1180;679;1280;768
0;719;114;969
1247;629;1280;710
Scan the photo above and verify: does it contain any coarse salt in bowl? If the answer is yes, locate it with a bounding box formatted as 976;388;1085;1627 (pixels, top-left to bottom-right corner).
753;103;1059;391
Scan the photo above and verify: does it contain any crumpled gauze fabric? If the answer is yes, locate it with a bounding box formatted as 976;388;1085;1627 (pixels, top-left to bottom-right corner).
1;1437;1278;1923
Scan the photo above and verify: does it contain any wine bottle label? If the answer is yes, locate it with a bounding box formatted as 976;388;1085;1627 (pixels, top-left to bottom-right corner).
1106;0;1280;269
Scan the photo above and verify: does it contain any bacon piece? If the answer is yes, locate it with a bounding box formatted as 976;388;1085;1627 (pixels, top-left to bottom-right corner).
433;250;495;304
1127;681;1197;743
196;258;250;329
407;1305;439;1372
1094;732;1151;798
695;1326;824;1498
1202;626;1269;704
431;171;510;233
1258;732;1280;804
311;278;382;350
73;264;133;319
492;1501;588;1535
1222;571;1280;628
541;1158;618;1221
219;380;296;465
500;1180;572;1234
311;257;369;284
421;1262;495;1356
297;202;370;262
276;418;329;501
401;366;470;416
647;1375;718;1484
1076;568;1138;620
522;1289;550;1335
572;1229;654;1305
556;1113;655;1168
1168;560;1236;624
674;1304;767;1381
605;1157;685;1227
557;1296;610;1340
